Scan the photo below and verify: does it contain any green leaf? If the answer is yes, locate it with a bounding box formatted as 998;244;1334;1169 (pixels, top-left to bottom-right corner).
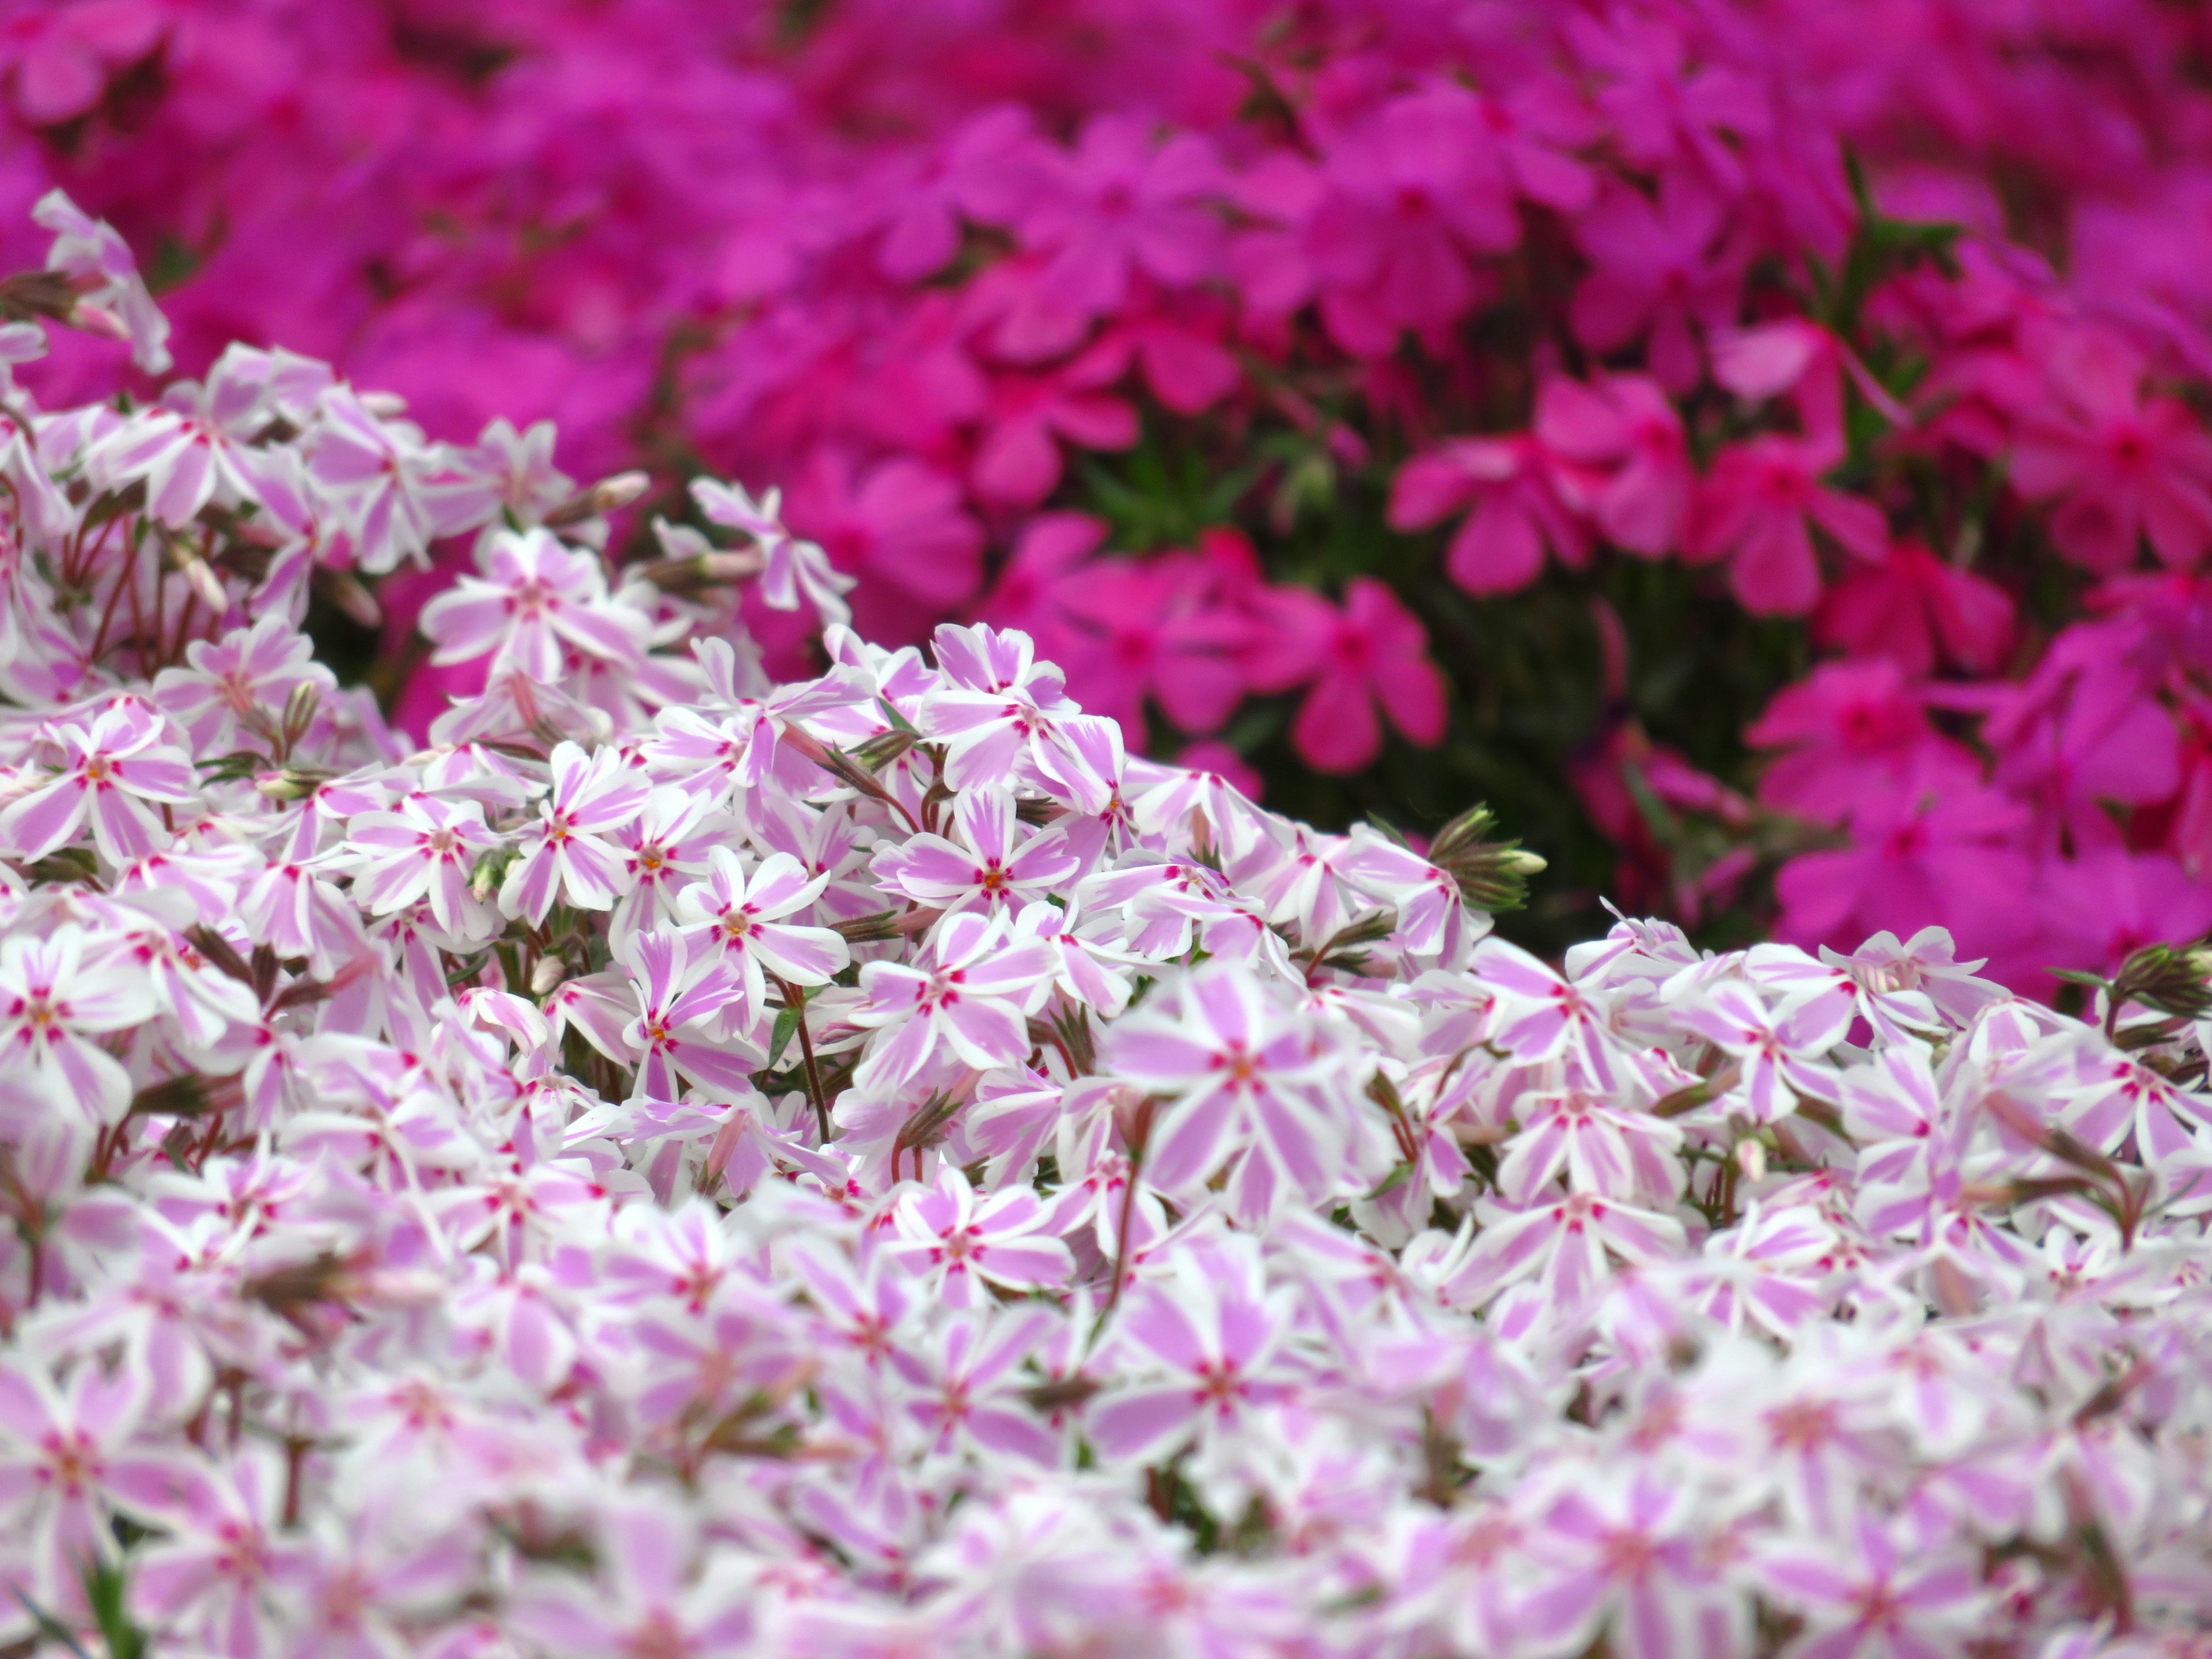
768;1006;801;1070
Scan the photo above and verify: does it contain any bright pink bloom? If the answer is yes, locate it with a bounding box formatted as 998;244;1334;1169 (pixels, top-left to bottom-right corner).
1570;176;1742;392
1245;579;1449;775
2013;332;2212;571
1812;540;2015;676
1535;374;1690;557
1688;437;1891;615
1390;435;1591;593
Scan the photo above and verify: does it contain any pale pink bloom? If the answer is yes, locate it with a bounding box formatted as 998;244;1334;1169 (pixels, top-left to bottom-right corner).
1672;979;1850;1123
153;615;335;756
510;1504;758;1658
871;785;1092;916
0;923;156;1127
33;187;169;373
420;527;643;681
1495;1088;1684;1206
1087;1244;1296;1463
888;1168;1073;1309
0;1362;199;1608
851;909;1056;1092
1754;1516;1988;1659
893;1306;1063;1464
0;699;196;865
305;387;444;574
342;791;499;934
1104;963;1351;1210
1441;1188;1687;1316
919;623;1107;810
131;1445;309;1657
673;847;848;1021
693;475;854;626
607;785;727;942
1517;1471;1738;1659
498;741;649;924
609;929;758;1103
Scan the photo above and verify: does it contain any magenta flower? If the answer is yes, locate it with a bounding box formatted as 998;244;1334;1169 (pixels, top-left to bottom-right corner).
0;700;196;865
1535;373;1690;557
1245;578;1448;775
1570;175;1742;393
1389;435;1592;594
1306;86;1519;355
887;1168;1073;1310
1687;436;1891;615
786;450;986;629
1013;113;1225;319
1812;539;2016;677
970;359;1139;508
2013;332;2212;571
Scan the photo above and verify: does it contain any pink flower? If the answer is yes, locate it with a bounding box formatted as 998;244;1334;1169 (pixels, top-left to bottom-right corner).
0;699;196;865
1086;1245;1296;1463
1389;435;1592;594
673;847;849;1020
1747;658;1982;827
1535;373;1690;556
1812;539;2015;676
1570;175;1742;393
1012;113;1225;319
341;792;499;934
2013;331;2212;572
1754;1517;1987;1659
851;908;1056;1092
420;528;642;683
969;359;1139;508
1245;579;1448;775
786;450;986;638
872;785;1090;916
153;616;336;757
1688;437;1890;615
0;929;161;1141
887;1168;1074;1309
1672;979;1849;1124
1305;86;1519;355
0;1362;195;1612
498;741;650;925
1104;963;1351;1211
610;929;757;1103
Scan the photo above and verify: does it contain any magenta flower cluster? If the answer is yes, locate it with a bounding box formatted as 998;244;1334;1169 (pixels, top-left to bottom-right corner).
9;1;2212;991
3;203;2212;1659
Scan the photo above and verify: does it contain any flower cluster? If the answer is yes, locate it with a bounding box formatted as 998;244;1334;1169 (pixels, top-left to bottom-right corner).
10;0;2212;988
5;207;2212;1659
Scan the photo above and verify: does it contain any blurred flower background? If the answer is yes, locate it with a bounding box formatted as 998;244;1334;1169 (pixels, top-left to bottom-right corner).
8;0;2212;992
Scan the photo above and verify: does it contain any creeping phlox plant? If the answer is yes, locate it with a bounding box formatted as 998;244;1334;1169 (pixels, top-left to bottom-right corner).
5;199;2212;1659
15;0;2212;984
